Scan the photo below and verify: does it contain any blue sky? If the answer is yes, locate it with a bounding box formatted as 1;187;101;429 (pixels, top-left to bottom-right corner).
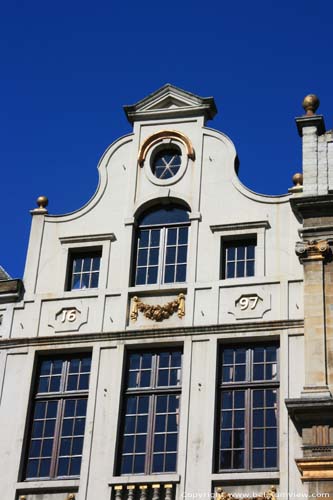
1;1;333;278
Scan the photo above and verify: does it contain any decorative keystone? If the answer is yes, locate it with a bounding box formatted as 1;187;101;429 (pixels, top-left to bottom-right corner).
296;240;330;262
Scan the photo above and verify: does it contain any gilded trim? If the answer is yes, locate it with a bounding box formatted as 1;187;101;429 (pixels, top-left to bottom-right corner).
138;130;195;166
131;294;185;322
296;457;333;481
215;486;277;500
295;240;330;262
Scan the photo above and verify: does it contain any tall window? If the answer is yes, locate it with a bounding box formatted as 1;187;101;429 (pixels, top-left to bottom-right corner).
134;206;189;286
67;251;101;290
221;237;256;279
217;344;278;471
119;349;182;475
24;354;91;479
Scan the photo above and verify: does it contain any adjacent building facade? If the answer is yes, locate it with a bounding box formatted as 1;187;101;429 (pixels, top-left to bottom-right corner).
0;85;332;500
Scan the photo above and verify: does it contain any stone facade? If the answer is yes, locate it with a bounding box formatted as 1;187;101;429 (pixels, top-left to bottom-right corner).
0;85;331;500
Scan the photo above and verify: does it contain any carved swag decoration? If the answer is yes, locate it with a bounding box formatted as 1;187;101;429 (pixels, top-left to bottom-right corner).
216;486;277;500
131;293;185;322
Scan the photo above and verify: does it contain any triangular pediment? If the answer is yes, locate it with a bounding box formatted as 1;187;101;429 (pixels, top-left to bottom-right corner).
124;84;217;123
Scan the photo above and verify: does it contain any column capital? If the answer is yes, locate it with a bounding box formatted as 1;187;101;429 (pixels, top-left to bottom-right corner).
295;239;330;262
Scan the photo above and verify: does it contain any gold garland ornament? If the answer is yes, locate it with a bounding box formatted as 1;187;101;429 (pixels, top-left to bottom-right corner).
216;486;277;500
131;294;185;322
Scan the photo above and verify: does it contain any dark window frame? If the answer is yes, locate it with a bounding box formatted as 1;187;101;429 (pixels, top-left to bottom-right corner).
66;248;102;291
221;236;257;279
216;343;279;472
118;348;183;476
23;354;91;480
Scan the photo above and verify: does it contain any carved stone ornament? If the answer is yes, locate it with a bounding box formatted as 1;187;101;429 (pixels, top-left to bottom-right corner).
48;305;89;333
295;240;329;262
131;294;185;322
215;486;277;500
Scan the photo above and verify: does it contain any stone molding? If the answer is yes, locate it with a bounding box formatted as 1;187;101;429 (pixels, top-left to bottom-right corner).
295;239;330;262
296;457;333;481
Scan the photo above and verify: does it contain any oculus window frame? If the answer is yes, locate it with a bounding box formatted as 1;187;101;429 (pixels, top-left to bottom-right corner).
138;131;195;187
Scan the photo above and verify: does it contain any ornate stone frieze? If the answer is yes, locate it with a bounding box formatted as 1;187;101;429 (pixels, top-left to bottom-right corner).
295;239;329;262
215;486;277;500
130;294;185;322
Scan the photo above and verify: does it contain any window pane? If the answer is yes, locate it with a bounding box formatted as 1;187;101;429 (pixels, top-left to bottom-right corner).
247;245;255;259
73;258;83;273
233;450;244;469
167;228;177;245
236;260;245;277
149;248;159;266
176;264;186;282
150;229;160;246
226;262;235;278
138;248;148;266
164;265;175;283
252;449;264;469
136;267;146;285
227;247;235;260
178;227;188;244
90;273;99;288
166;246;176;264
138;230;149;247
266;448;277;468
92;257;101;271
147;266;158;284
220;450;232;469
246;260;255;276
133;455;145;473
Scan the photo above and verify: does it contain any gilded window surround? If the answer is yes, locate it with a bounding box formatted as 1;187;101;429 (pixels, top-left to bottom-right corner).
138;130;195;166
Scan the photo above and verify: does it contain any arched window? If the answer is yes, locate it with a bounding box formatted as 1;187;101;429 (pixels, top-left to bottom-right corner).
134;205;190;286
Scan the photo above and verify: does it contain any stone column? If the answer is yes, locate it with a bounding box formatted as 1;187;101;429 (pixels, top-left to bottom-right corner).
296;239;331;397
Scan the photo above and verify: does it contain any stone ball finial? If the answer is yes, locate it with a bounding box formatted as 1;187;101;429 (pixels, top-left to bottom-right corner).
292;172;303;187
302;94;320;115
36;195;48;209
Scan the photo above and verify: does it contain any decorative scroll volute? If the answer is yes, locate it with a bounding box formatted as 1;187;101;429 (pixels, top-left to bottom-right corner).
131;294;185;322
295;240;330;262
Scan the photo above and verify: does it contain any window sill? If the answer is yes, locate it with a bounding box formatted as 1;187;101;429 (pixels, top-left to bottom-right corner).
16;479;80;490
128;284;187;295
218;276;280;287
109;474;180;485
211;471;279;482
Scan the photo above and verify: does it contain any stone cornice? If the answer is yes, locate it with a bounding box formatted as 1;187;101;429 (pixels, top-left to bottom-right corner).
0;319;303;350
290;194;333;223
295;114;326;137
210;220;271;233
0;279;24;303
296;457;333;481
